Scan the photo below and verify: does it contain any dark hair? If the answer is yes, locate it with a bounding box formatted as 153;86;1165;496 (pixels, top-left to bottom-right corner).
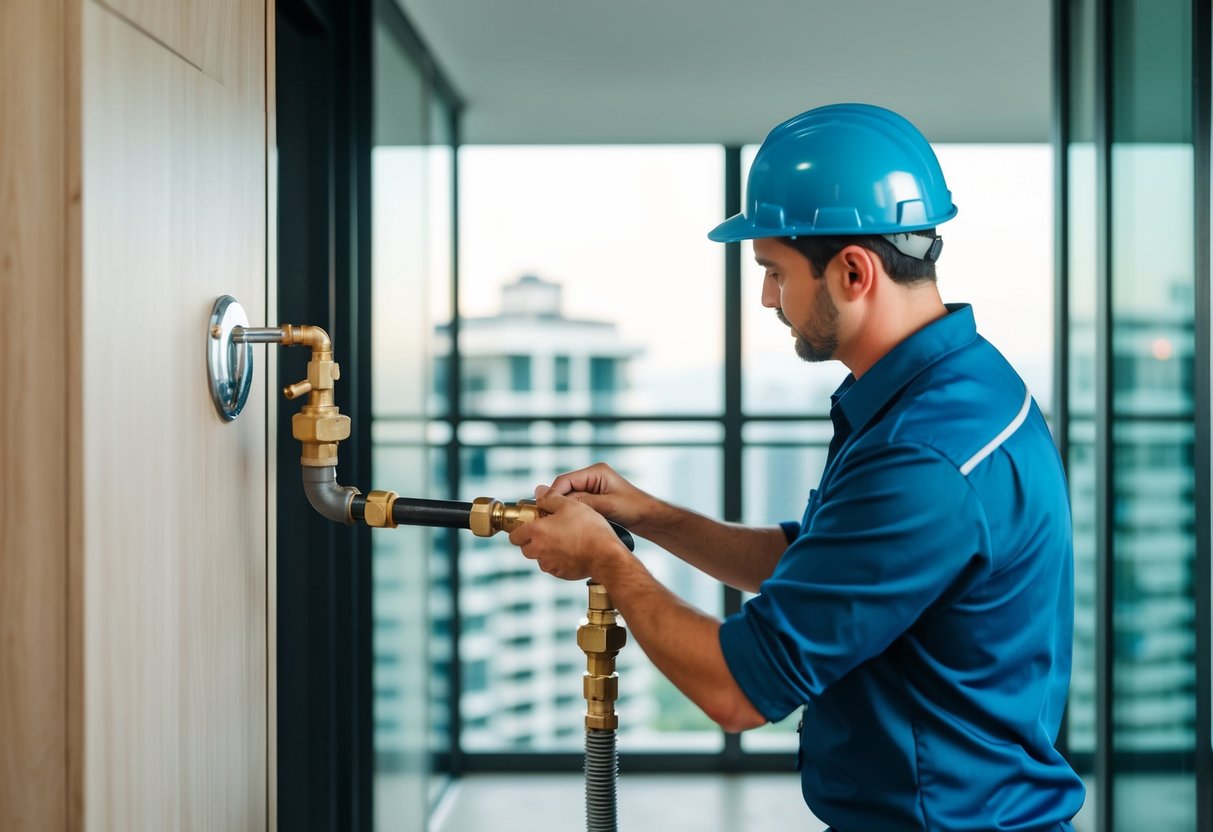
783;231;938;285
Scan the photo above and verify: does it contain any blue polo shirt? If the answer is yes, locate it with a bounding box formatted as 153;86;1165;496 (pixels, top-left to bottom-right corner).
719;304;1085;831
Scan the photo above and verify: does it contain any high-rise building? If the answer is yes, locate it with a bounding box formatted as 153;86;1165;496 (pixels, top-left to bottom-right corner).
1068;299;1197;755
429;274;655;750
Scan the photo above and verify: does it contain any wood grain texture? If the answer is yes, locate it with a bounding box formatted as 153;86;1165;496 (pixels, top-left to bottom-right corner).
99;0;265;109
81;1;268;828
0;0;70;829
67;0;86;826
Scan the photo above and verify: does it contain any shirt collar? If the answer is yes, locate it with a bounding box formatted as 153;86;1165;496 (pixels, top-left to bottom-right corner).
831;303;979;435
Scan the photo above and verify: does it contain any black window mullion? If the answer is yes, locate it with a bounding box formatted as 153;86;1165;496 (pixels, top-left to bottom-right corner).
722;145;745;768
1052;0;1072;766
1192;0;1212;824
1093;0;1115;825
446;114;465;777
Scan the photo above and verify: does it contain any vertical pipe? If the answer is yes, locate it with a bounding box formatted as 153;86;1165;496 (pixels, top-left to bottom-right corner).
584;731;619;831
580;583;625;831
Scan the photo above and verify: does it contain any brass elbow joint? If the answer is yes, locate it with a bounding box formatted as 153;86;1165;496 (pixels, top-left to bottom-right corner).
279;324;333;354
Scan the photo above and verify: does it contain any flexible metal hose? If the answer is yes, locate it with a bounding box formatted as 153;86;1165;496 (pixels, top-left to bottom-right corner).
584;729;619;832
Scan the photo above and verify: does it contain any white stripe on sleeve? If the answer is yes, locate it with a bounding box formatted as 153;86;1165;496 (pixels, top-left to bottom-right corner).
959;387;1033;477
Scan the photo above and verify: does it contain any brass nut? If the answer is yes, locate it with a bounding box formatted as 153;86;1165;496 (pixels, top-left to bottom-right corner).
292;411;351;443
577;622;627;654
583;673;619;702
469;497;501;537
365;490;398;528
585;714;619;731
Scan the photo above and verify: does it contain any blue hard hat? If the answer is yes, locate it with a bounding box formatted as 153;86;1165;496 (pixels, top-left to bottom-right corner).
708;103;958;242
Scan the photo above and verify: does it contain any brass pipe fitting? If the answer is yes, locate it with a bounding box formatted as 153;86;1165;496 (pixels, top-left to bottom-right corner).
364;490;399;528
277;324;351;468
468;497;543;538
579;582;626;731
279;324;333;354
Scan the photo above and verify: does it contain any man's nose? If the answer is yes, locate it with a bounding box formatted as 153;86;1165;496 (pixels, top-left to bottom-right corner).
760;274;779;308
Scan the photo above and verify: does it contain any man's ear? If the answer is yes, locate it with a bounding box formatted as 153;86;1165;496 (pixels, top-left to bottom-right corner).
835;245;878;300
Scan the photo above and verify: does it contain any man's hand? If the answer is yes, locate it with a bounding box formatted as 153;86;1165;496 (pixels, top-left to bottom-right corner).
508;486;633;581
547;462;661;533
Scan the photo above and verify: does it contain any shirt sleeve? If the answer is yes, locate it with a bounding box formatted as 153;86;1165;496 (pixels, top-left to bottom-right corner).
779;521;800;544
719;442;992;722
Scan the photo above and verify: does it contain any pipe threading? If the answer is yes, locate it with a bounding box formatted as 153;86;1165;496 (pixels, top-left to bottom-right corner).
584;729;618;832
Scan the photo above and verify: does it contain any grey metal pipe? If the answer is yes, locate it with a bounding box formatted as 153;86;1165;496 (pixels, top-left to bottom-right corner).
301;466;359;524
232;325;286;344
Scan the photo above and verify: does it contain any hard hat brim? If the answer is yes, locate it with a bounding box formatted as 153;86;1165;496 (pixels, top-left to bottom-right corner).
707;206;958;243
707;213;791;243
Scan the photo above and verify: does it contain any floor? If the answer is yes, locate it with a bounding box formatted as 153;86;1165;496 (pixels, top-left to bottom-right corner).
428;773;824;832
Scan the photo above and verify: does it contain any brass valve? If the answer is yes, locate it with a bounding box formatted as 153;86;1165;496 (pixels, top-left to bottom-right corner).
278;325;351;468
579;582;626;731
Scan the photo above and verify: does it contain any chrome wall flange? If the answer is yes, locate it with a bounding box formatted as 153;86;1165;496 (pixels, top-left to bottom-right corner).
207;295;253;421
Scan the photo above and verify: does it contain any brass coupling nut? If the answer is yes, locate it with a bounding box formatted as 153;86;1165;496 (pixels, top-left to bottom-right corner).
364;490;398;528
292;404;351;468
469;497;502;537
577;618;627;657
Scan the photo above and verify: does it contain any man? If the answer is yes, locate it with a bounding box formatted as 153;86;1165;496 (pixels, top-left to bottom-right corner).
508;103;1085;830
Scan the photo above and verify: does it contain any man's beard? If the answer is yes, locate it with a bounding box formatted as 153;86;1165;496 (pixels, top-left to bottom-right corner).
777;280;839;363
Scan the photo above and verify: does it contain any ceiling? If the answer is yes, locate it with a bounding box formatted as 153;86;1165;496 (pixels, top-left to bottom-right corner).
395;0;1053;146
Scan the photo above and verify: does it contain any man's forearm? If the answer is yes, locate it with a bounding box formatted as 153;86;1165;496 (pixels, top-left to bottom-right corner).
597;551;767;733
633;501;788;593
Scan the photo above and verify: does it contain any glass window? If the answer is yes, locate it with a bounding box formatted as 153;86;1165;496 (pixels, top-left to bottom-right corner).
741;144;1055;416
508;355;531;392
458;146;725;416
369;6;455;829
440;139;1059;770
1110;142;1197;829
457;443;723;753
1106;1;1197;828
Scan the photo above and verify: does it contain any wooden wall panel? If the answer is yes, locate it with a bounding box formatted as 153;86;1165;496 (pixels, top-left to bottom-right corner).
98;0;265;109
0;1;69;829
81;1;268;828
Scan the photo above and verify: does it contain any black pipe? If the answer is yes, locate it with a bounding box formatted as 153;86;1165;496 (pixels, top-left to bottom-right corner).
350;494;636;550
348;495;474;528
392;497;475;528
